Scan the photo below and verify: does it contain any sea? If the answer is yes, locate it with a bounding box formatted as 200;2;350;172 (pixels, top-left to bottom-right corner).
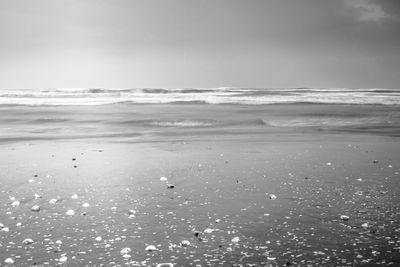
0;87;400;143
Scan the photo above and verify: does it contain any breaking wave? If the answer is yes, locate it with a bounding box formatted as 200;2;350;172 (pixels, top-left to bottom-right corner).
0;88;399;106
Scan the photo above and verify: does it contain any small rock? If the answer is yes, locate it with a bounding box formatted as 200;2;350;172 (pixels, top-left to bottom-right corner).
180;240;190;247
160;177;168;182
82;202;90;208
22;238;34;245
373;160;379;164
59;256;67;263
49;198;58;204
145;245;157;251
122;254;131;259
95;236;102;242
31;205;40;212
71;194;78;199
166;184;175;189
4;258;14;264
66;210;75;216
1;227;10;232
34;193;42;199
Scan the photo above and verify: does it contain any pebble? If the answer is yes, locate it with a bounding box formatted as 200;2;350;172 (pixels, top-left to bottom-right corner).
66;210;75;216
157;264;174;267
22;238;34;245
34;193;41;199
59;256;68;263
49;198;58;204
160;176;168;182
82;202;90;208
71;194;78;199
4;258;14;264
145;245;157;251
166;184;175;189
31;205;40;212
95;236;102;242
2;227;10;232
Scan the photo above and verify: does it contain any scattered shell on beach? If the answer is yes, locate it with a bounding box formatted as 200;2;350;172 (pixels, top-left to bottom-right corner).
340;215;350;221
361;223;369;228
11;200;20;207
268;194;277;200
160;176;168;182
71;194;78;199
231;236;240;243
157;263;174;267
28;179;35;183
204;228;215;234
66;209;75;215
180;240;190;247
95;236;102;242
4;258;14;264
82;202;90;208
31;205;40;212
22;238;34;245
120;247;131;254
34;193;42;199
49;198;58;204
145;245;157;251
59;256;68;263
1;227;9;232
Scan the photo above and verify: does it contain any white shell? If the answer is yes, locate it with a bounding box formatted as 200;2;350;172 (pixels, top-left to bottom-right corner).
4;258;14;264
180;240;190;247
145;245;157;251
11;201;20;207
23;238;34;245
31;205;40;212
160;176;168;182
120;247;131;254
66;210;75;215
231;236;240;243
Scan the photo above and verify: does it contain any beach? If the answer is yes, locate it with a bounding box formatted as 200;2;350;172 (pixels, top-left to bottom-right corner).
1;90;400;266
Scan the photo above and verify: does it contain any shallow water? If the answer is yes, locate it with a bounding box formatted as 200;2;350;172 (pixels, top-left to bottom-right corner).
0;103;400;266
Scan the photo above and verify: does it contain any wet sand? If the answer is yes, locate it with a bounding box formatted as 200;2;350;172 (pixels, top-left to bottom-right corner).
1;132;400;266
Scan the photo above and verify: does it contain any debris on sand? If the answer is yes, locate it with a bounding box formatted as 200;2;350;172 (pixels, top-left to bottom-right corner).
268;194;277;200
120;248;131;254
156;263;174;267
59;255;68;263
82;202;90;208
180;240;190;247
66;209;75;215
145;245;157;251
231;236;240;243
4;258;14;264
11;200;20;207
95;236;102;242
340;215;350;221
49;198;58;204
160;176;168;182
22;238;34;245
31;205;40;212
71;194;78;199
166;184;175;189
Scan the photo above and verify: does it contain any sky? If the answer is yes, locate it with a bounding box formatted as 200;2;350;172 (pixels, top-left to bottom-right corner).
0;0;399;89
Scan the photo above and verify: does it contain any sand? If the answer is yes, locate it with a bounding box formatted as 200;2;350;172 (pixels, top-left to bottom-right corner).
0;132;400;266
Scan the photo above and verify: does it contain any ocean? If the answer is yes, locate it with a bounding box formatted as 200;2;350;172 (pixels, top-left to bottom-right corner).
0;88;400;143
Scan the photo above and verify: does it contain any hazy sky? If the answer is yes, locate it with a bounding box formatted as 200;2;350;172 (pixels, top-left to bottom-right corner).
0;0;399;89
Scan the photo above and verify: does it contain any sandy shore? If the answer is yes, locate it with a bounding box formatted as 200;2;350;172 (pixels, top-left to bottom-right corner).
0;132;399;266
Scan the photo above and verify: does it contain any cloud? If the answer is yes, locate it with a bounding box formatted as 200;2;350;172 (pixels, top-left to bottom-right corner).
348;0;388;22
